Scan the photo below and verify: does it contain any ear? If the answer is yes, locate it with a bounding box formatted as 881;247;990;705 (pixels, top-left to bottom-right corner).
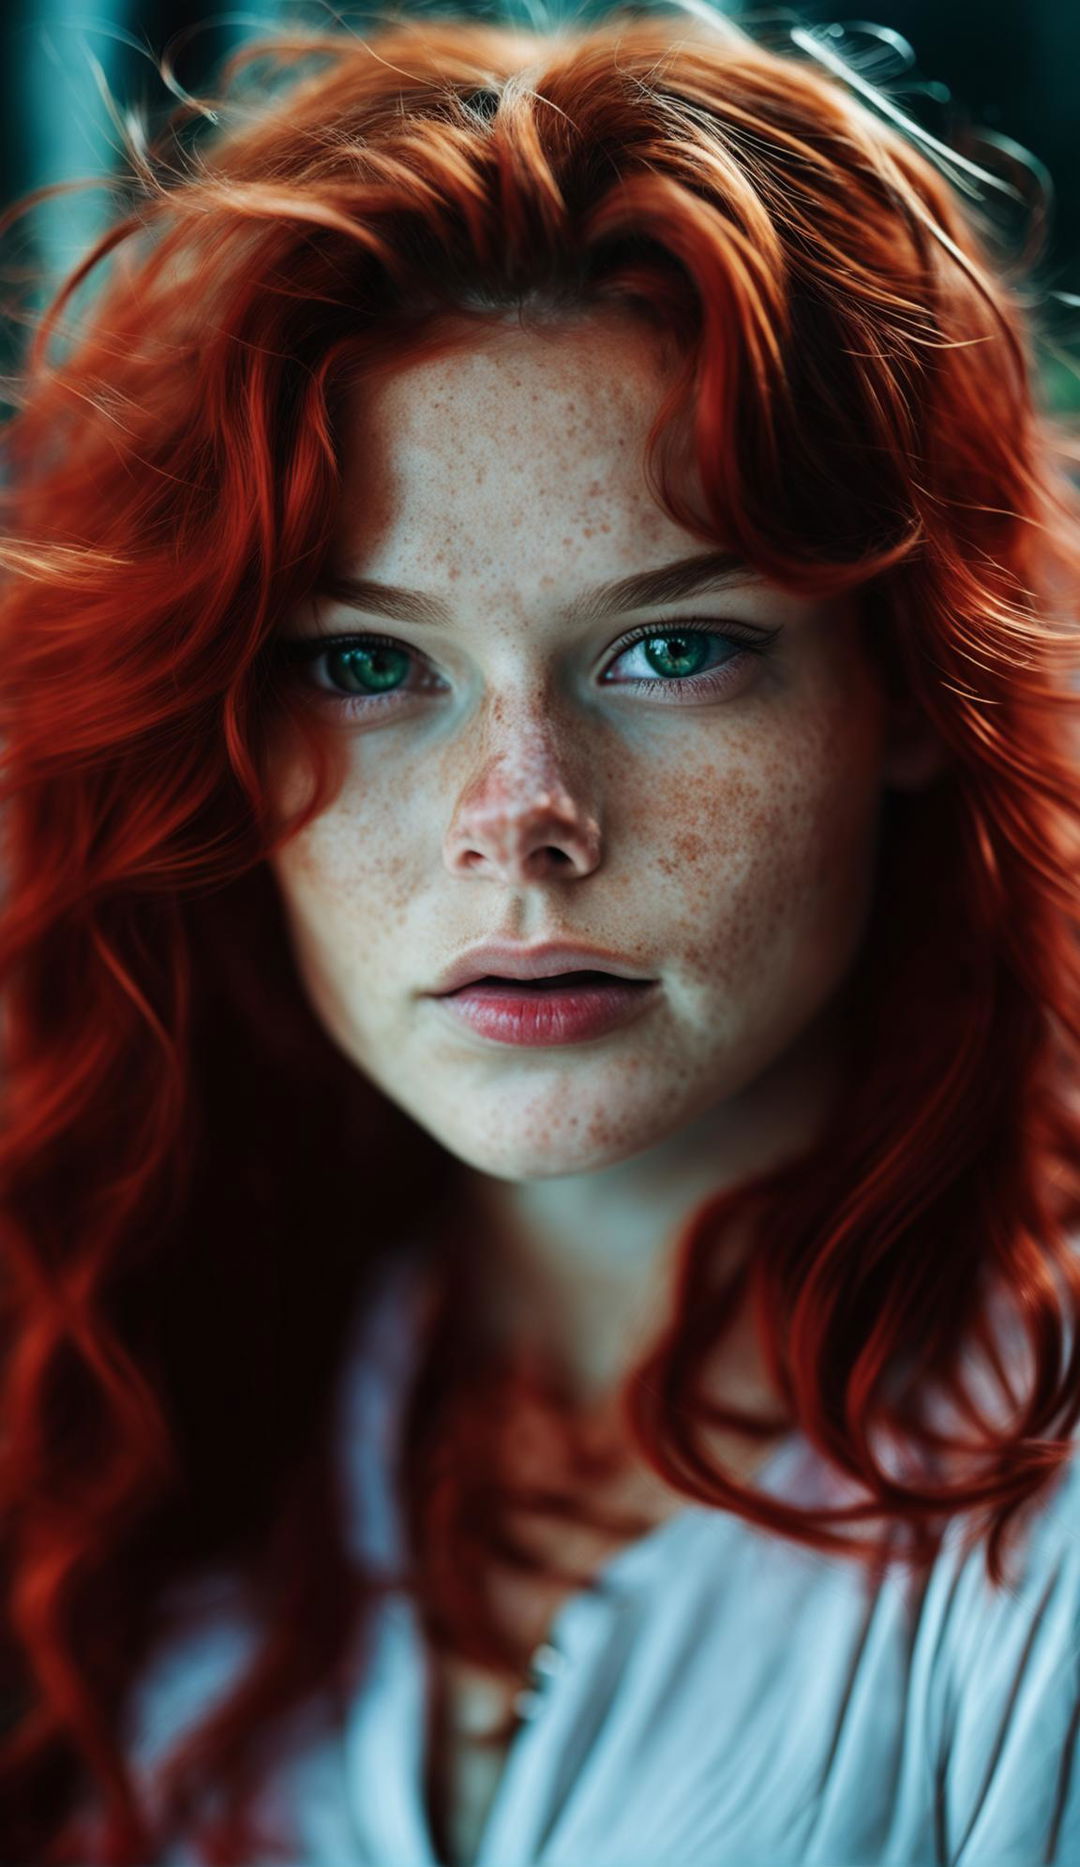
881;694;951;793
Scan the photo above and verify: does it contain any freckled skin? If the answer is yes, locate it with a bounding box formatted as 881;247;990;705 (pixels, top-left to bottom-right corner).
267;311;936;1200
267;319;948;1819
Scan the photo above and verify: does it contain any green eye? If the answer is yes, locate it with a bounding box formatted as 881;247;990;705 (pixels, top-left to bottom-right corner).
637;633;716;680
273;616;780;715
321;641;411;695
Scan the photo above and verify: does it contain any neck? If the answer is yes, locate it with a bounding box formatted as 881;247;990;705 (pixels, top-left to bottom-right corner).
455;997;848;1409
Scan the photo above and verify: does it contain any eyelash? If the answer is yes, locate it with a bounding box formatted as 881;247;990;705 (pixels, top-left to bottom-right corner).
274;617;782;715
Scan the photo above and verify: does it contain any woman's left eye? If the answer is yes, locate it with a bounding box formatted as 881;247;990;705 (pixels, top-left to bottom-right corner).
604;622;780;693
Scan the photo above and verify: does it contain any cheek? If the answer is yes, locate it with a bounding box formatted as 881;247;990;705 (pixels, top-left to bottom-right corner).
271;753;426;931
645;707;885;998
267;791;422;1040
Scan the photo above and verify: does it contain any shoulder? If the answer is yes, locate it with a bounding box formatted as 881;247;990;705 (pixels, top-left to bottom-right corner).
919;1434;1080;1866
122;1251;426;1727
114;1570;367;1865
120;1573;260;1783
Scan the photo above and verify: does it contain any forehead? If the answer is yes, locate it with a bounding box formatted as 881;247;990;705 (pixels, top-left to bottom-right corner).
330;312;692;579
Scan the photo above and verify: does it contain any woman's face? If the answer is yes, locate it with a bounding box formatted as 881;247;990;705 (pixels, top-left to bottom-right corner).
267;312;927;1183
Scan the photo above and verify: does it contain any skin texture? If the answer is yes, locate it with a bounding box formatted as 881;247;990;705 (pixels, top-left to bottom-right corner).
266;310;947;1863
266;309;943;1397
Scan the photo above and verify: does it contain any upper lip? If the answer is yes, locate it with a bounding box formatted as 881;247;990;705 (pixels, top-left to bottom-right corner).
428;941;656;996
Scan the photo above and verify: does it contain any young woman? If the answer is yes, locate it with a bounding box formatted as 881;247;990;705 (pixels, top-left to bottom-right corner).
2;5;1079;1863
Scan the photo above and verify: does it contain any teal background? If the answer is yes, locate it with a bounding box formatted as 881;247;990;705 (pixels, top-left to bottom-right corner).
0;2;1077;405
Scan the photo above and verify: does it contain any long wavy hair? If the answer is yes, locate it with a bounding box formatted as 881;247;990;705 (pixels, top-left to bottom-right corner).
3;4;1080;1860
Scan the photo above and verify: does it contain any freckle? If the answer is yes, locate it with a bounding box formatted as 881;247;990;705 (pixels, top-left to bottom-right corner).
448;564;460;580
674;828;706;865
585;1108;612;1147
583;526;594;538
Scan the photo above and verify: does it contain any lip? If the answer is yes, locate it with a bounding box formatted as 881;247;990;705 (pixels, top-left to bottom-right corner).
427;940;656;998
431;975;660;1047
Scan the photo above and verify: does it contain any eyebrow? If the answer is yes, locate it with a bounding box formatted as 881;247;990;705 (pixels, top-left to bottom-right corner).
312;549;763;627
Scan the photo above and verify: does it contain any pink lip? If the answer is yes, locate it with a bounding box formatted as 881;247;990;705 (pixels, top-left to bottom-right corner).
432;975;659;1047
429;940;654;997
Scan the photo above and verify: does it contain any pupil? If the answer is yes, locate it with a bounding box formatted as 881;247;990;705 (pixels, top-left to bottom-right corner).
644;633;710;679
330;643;409;695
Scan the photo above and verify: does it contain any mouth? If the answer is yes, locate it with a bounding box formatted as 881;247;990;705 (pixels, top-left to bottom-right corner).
444;968;643;996
432;969;659;1047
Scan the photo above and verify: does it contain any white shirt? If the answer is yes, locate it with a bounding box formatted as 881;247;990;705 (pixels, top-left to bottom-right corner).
120;1252;1080;1866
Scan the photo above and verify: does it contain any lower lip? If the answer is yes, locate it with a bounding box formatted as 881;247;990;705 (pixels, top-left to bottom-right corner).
431;977;659;1046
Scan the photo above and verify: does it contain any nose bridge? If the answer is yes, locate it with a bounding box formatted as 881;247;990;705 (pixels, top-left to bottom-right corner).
472;694;572;809
444;687;601;883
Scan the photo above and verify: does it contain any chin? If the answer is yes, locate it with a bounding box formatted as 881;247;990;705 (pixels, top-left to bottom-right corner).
428;1112;667;1184
434;1135;591;1183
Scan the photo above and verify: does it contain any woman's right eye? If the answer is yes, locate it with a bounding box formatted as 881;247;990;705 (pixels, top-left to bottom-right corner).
274;632;432;710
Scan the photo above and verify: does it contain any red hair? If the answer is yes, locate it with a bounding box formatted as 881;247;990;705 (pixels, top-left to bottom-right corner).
3;7;1080;1860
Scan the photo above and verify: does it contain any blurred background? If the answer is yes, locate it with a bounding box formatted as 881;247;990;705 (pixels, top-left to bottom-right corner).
0;0;1077;404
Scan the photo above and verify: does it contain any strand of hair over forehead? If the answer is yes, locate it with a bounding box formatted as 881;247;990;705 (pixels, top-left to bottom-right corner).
1;7;1080;1862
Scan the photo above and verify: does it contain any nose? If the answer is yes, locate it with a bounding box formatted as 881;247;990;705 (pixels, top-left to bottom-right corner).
443;716;602;885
